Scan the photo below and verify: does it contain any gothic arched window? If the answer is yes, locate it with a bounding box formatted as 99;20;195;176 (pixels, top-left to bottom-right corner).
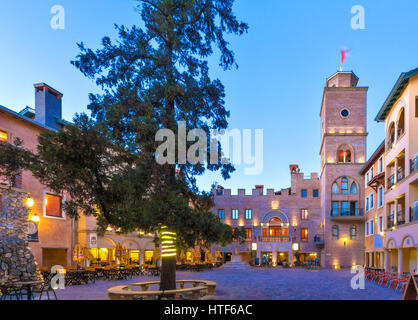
341;177;349;195
350;182;358;195
331;183;339;194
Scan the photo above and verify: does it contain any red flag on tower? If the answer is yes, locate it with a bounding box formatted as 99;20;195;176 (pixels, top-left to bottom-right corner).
340;48;350;71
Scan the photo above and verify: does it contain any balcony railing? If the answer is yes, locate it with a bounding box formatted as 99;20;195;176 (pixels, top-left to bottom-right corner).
411;156;418;174
387;174;395;189
261;236;290;243
330;208;364;218
396;167;405;183
396;210;405;225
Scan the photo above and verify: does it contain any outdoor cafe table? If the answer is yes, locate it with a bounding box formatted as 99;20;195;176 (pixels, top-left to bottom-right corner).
15;280;44;301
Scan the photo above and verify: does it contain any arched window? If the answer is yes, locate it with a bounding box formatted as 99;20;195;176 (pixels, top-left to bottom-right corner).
387;122;395;149
397;109;405;139
331;183;339;194
350;225;357;240
332;225;339;240
338;147;352;163
269;217;282;224
350;182;358;195
341;177;348;195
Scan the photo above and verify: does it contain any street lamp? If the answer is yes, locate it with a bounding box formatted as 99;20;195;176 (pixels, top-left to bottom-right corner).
26;198;35;208
343;237;348;247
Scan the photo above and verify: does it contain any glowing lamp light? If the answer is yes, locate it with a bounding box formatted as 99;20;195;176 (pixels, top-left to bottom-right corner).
106;226;113;232
292;243;299;251
251;243;257;251
26;198;35;208
160;226;177;258
29;214;40;222
342;238;348;246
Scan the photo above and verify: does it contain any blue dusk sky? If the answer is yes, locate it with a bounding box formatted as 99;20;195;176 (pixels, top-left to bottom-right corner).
0;1;417;193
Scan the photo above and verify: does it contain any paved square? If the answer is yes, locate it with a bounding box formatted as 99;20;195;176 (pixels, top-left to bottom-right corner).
52;264;401;300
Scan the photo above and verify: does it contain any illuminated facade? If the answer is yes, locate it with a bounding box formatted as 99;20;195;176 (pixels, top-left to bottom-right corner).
375;68;418;274
211;166;322;266
212;71;368;268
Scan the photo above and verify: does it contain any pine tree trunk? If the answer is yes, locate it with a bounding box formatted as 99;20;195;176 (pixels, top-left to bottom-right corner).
160;255;176;291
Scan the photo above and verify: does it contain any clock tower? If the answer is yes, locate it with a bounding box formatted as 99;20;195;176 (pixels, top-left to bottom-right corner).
319;71;368;268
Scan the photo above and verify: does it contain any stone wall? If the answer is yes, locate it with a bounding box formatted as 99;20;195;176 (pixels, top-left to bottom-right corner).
0;186;42;283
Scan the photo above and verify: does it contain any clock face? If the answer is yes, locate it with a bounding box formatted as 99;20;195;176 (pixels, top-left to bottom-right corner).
28;221;38;235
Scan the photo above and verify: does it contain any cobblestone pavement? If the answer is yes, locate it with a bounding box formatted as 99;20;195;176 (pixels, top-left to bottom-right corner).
52;264;401;300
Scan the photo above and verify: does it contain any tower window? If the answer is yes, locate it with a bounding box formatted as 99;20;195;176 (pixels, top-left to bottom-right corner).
332;225;339;240
301;189;307;198
350;225;357;240
338;150;352;163
350;182;358;195
341;177;348;194
340;109;350;118
331;183;339;194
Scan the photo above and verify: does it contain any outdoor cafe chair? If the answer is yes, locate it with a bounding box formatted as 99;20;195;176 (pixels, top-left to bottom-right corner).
0;283;22;300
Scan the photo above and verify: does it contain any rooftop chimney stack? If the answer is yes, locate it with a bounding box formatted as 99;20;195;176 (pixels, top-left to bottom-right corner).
34;83;63;130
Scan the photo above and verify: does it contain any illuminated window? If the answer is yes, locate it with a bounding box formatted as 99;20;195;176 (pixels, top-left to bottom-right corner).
218;209;225;219
0;130;7;142
144;251;153;263
301;209;309;220
332;225;339;240
45;193;62;218
231;209;239;220
245;209;253;220
245;228;252;241
300;228;308;242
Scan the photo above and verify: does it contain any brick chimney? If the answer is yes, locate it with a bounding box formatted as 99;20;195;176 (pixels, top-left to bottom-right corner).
34;83;63;130
289;165;299;174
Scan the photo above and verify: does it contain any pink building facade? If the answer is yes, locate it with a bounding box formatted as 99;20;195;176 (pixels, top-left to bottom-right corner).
212;71;368;268
375;68;418;274
211;166;323;266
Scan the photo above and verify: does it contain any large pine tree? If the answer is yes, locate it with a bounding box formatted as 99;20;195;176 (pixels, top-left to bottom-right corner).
0;0;247;291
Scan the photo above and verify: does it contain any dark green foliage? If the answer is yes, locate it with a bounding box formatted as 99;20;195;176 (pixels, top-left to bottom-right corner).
0;0;247;251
